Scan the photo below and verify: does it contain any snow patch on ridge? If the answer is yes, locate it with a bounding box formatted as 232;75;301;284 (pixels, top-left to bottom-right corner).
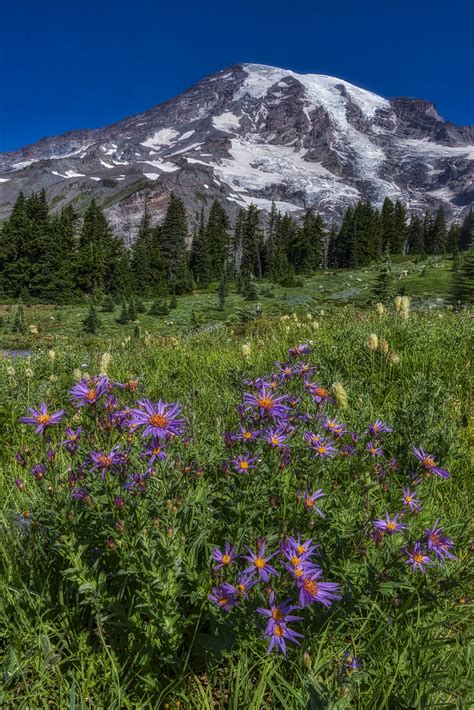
212;112;241;132
140;128;179;149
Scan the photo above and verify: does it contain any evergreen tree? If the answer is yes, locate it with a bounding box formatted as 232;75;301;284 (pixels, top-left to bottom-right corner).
83;303;101;334
207;201;230;278
422;212;434;254
240;204;263;279
149;299;169;316
430;207;447;254
11;301;26;335
218;264;228;311
128;300;137;321
130;206;166;296
459;209;474;251
446;223;460;254
230;209;245;275
380;198;396;254
101;295;115;312
169;294;178;309
0;192;31;297
116;302;130;324
157;193;192;294
450;243;474;304
190;208;212;285
372;257;394;304
392;200;408;254
407;216;425;254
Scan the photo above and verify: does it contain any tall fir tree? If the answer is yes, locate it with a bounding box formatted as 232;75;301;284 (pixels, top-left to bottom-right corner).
392;200;408;254
206;201;230;278
157;193;192;294
459;209;474;251
380;198;396;254
190;208;212;285
430;207;447;254
240;204;263;279
407;215;425;254
450;242;474;304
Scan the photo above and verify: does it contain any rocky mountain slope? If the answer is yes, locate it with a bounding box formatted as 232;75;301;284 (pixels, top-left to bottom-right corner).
1;63;473;242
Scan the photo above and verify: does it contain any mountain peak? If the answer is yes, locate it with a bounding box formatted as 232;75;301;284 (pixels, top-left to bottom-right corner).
0;63;472;240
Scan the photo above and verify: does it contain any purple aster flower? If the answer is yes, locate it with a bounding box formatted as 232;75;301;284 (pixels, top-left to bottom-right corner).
288;343;311;358
90;446;123;479
231;453;257;474
404;542;433;573
211;543;238;569
15;451;28;467
19;403;65;435
69;376;110;407
15;478;26;491
235;572;257;598
304;431;324;447
343;652;363;674
275;362;297;381
425;520;457;562
30;463;46;481
130;399;185;440
373;512;407;534
243;542;278;581
412;447;449;479
401;487;421;512
323;418;346;437
296;569;342;608
257;592;303;625
262;620;303;656
262;425;289;448
208;583;238;612
71;487;89;500
311;385;332;404
340;444;357;458
311;439;338;460
123;471;150;495
141;439;167;465
303;489;325;517
62;426;83;454
367;419;393;437
243;385;289;420
295;362;316;378
234;425;261;443
284;534;320;560
366;441;384;457
114;495;125;509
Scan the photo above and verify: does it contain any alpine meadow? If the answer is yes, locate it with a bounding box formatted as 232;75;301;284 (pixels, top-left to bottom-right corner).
0;15;473;710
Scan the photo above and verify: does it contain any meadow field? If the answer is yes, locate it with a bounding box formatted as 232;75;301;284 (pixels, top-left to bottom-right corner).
0;298;472;708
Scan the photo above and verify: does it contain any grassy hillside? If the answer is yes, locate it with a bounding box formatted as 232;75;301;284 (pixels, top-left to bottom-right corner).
0;306;472;707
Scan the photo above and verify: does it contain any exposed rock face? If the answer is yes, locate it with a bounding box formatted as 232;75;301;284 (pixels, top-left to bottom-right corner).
0;63;472;239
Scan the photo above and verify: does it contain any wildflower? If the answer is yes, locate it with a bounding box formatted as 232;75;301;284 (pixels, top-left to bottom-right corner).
208;584;238;612
340;443;356;458
367;420;393;437
373;512;407;533
243;542;278;581
142;440;167;465
262;620;303;656
69;376;109;407
296;569;342;607
15;478;26;491
379;339;389;354
404;542;433;573
303;489;325;517
243;385;289;420
257;592;303;626
288;343;311;358
90;447;123;478
366;441;384;457
332;382;348;410
311;386;331;404
48;350;56;363
425;520;457;562
367;333;379;351
375;303;386;316
235;573;257;598
283;535;320;563
323;418;346;437
15;451;28;467
234;425;260;442
62;426;83;454
71;487;89;500
30;463;46;480
295;362;316;378
401;487;421;512
388;351;400;365
262;425;289;448
123;471;150;495
241;342;252;359
114;495;125;509
19;403;65;435
343;652;362;674
130;399;185;440
231;453;257;474
25;368;34;379
99;352;112;375
412;447;449;479
275;362;296;380
211;543;238;569
304;431;324;447
312;440;338;460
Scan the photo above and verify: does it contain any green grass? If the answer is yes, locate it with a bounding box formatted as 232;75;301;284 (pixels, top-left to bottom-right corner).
0;306;472;708
0;257;455;350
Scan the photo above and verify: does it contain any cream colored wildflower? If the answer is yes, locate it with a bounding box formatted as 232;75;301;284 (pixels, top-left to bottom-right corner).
99;352;112;375
379;339;389;355
6;366;15;377
29;324;38;334
241;342;252;359
375;303;386;316
48;350;56;363
394;296;402;312
367;333;379;351
49;374;58;382
332;382;348;411
388;351;400;365
73;368;82;380
25;368;34;379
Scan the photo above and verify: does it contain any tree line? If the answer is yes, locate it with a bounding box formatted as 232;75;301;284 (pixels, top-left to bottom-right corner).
0;189;472;302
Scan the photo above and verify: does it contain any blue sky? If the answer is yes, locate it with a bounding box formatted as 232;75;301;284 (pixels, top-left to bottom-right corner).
1;0;473;151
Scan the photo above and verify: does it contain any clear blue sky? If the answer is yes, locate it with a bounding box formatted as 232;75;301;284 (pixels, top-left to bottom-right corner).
1;0;473;152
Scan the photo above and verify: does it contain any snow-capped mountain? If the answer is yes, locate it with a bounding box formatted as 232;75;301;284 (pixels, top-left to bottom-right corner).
1;63;473;241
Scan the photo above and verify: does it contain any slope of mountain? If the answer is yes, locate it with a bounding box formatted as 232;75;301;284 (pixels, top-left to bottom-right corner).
1;63;473;241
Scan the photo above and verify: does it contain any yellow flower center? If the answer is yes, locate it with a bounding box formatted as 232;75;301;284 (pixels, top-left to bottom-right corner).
254;557;265;569
238;584;246;594
305;497;314;508
218;597;228;606
294;567;304;577
149;414;169;428
98;455;112;467
404;496;412;503
303;579;318;596
423;456;436;468
291;555;301;567
271;437;279;445
274;624;284;636
315;388;328;397
317;446;327;455
257;397;273;410
414;553;424;563
240;460;249;470
36;414;51;425
222;554;231;565
296;544;306;555
152;447;161;455
386;521;396;530
243;431;252;439
272;608;284;621
86;389;97;401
